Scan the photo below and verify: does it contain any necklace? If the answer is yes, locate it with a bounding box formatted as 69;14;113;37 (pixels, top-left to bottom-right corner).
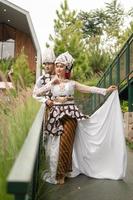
59;82;65;91
58;77;69;82
58;78;69;92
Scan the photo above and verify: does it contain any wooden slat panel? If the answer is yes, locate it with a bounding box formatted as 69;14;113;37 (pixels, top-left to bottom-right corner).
15;30;36;72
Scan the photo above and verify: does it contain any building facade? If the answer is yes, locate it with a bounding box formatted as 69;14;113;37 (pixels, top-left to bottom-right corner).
0;0;41;79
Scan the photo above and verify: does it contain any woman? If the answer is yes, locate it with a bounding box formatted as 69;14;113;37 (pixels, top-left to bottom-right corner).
43;52;127;184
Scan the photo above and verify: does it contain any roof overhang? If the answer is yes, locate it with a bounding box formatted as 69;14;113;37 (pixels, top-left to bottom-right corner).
0;0;41;78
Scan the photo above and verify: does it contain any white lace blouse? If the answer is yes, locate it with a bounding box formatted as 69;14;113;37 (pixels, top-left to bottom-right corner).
35;79;107;99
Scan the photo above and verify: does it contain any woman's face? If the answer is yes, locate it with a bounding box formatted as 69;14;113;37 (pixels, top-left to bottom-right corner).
55;63;66;78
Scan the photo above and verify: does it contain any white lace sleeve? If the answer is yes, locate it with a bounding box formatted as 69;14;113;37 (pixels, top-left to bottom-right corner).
32;77;45;103
33;81;52;97
75;81;107;96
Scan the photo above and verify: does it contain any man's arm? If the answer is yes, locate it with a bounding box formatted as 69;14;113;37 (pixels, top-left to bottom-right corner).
33;76;48;103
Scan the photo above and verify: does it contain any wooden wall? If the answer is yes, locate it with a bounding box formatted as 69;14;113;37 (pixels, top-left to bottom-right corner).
15;30;36;72
0;24;37;73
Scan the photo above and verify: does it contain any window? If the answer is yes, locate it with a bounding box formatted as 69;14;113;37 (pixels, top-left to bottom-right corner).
0;24;15;59
2;39;15;59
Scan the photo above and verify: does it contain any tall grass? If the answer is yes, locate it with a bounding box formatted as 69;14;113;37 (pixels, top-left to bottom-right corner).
0;88;40;200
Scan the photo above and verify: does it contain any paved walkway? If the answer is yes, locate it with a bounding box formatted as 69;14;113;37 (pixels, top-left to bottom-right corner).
37;147;133;200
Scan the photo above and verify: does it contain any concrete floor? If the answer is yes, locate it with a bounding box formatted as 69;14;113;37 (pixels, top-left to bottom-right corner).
37;147;133;200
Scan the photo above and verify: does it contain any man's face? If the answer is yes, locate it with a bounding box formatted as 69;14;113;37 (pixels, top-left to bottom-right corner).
43;63;55;75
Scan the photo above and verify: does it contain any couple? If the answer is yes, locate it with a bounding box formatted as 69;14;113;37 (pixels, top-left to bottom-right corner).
33;48;127;185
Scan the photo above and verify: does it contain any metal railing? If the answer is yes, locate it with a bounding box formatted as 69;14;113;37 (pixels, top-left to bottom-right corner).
7;104;45;200
86;33;133;114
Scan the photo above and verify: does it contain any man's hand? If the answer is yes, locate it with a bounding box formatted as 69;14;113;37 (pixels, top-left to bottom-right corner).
46;99;54;107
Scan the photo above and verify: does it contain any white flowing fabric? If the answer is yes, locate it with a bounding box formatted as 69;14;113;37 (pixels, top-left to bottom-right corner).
43;135;60;184
70;90;127;179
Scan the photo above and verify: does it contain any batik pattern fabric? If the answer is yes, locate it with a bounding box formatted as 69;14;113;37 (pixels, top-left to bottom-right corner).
45;104;88;136
56;115;77;180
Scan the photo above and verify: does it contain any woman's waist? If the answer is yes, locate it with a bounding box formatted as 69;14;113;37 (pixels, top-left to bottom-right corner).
53;95;74;104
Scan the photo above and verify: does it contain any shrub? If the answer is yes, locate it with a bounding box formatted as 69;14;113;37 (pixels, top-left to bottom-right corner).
12;49;34;90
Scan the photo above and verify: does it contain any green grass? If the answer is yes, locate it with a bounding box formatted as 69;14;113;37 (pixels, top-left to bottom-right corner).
126;139;133;150
0;88;40;200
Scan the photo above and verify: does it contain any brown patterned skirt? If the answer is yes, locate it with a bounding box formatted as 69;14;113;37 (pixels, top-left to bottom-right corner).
56;115;77;180
45;104;88;136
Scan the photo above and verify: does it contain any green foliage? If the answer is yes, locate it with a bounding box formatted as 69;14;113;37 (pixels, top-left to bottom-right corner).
47;0;133;84
118;21;133;46
50;0;115;81
0;49;35;90
126;138;133;150
13;49;34;90
81;74;100;86
0;58;14;82
78;9;107;38
121;100;128;112
0;58;14;74
104;0;125;38
78;0;133;56
49;0;92;82
86;36;111;76
79;0;126;41
0;89;40;200
75;0;133;78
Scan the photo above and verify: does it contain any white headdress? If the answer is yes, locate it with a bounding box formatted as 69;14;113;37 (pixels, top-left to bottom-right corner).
55;51;74;72
42;47;56;64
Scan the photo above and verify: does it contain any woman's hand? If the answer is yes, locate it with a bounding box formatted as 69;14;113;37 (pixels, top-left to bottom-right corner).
106;85;117;93
51;75;60;85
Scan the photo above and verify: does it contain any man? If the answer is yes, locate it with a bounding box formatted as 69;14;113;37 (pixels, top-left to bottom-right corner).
33;47;56;148
33;47;55;107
